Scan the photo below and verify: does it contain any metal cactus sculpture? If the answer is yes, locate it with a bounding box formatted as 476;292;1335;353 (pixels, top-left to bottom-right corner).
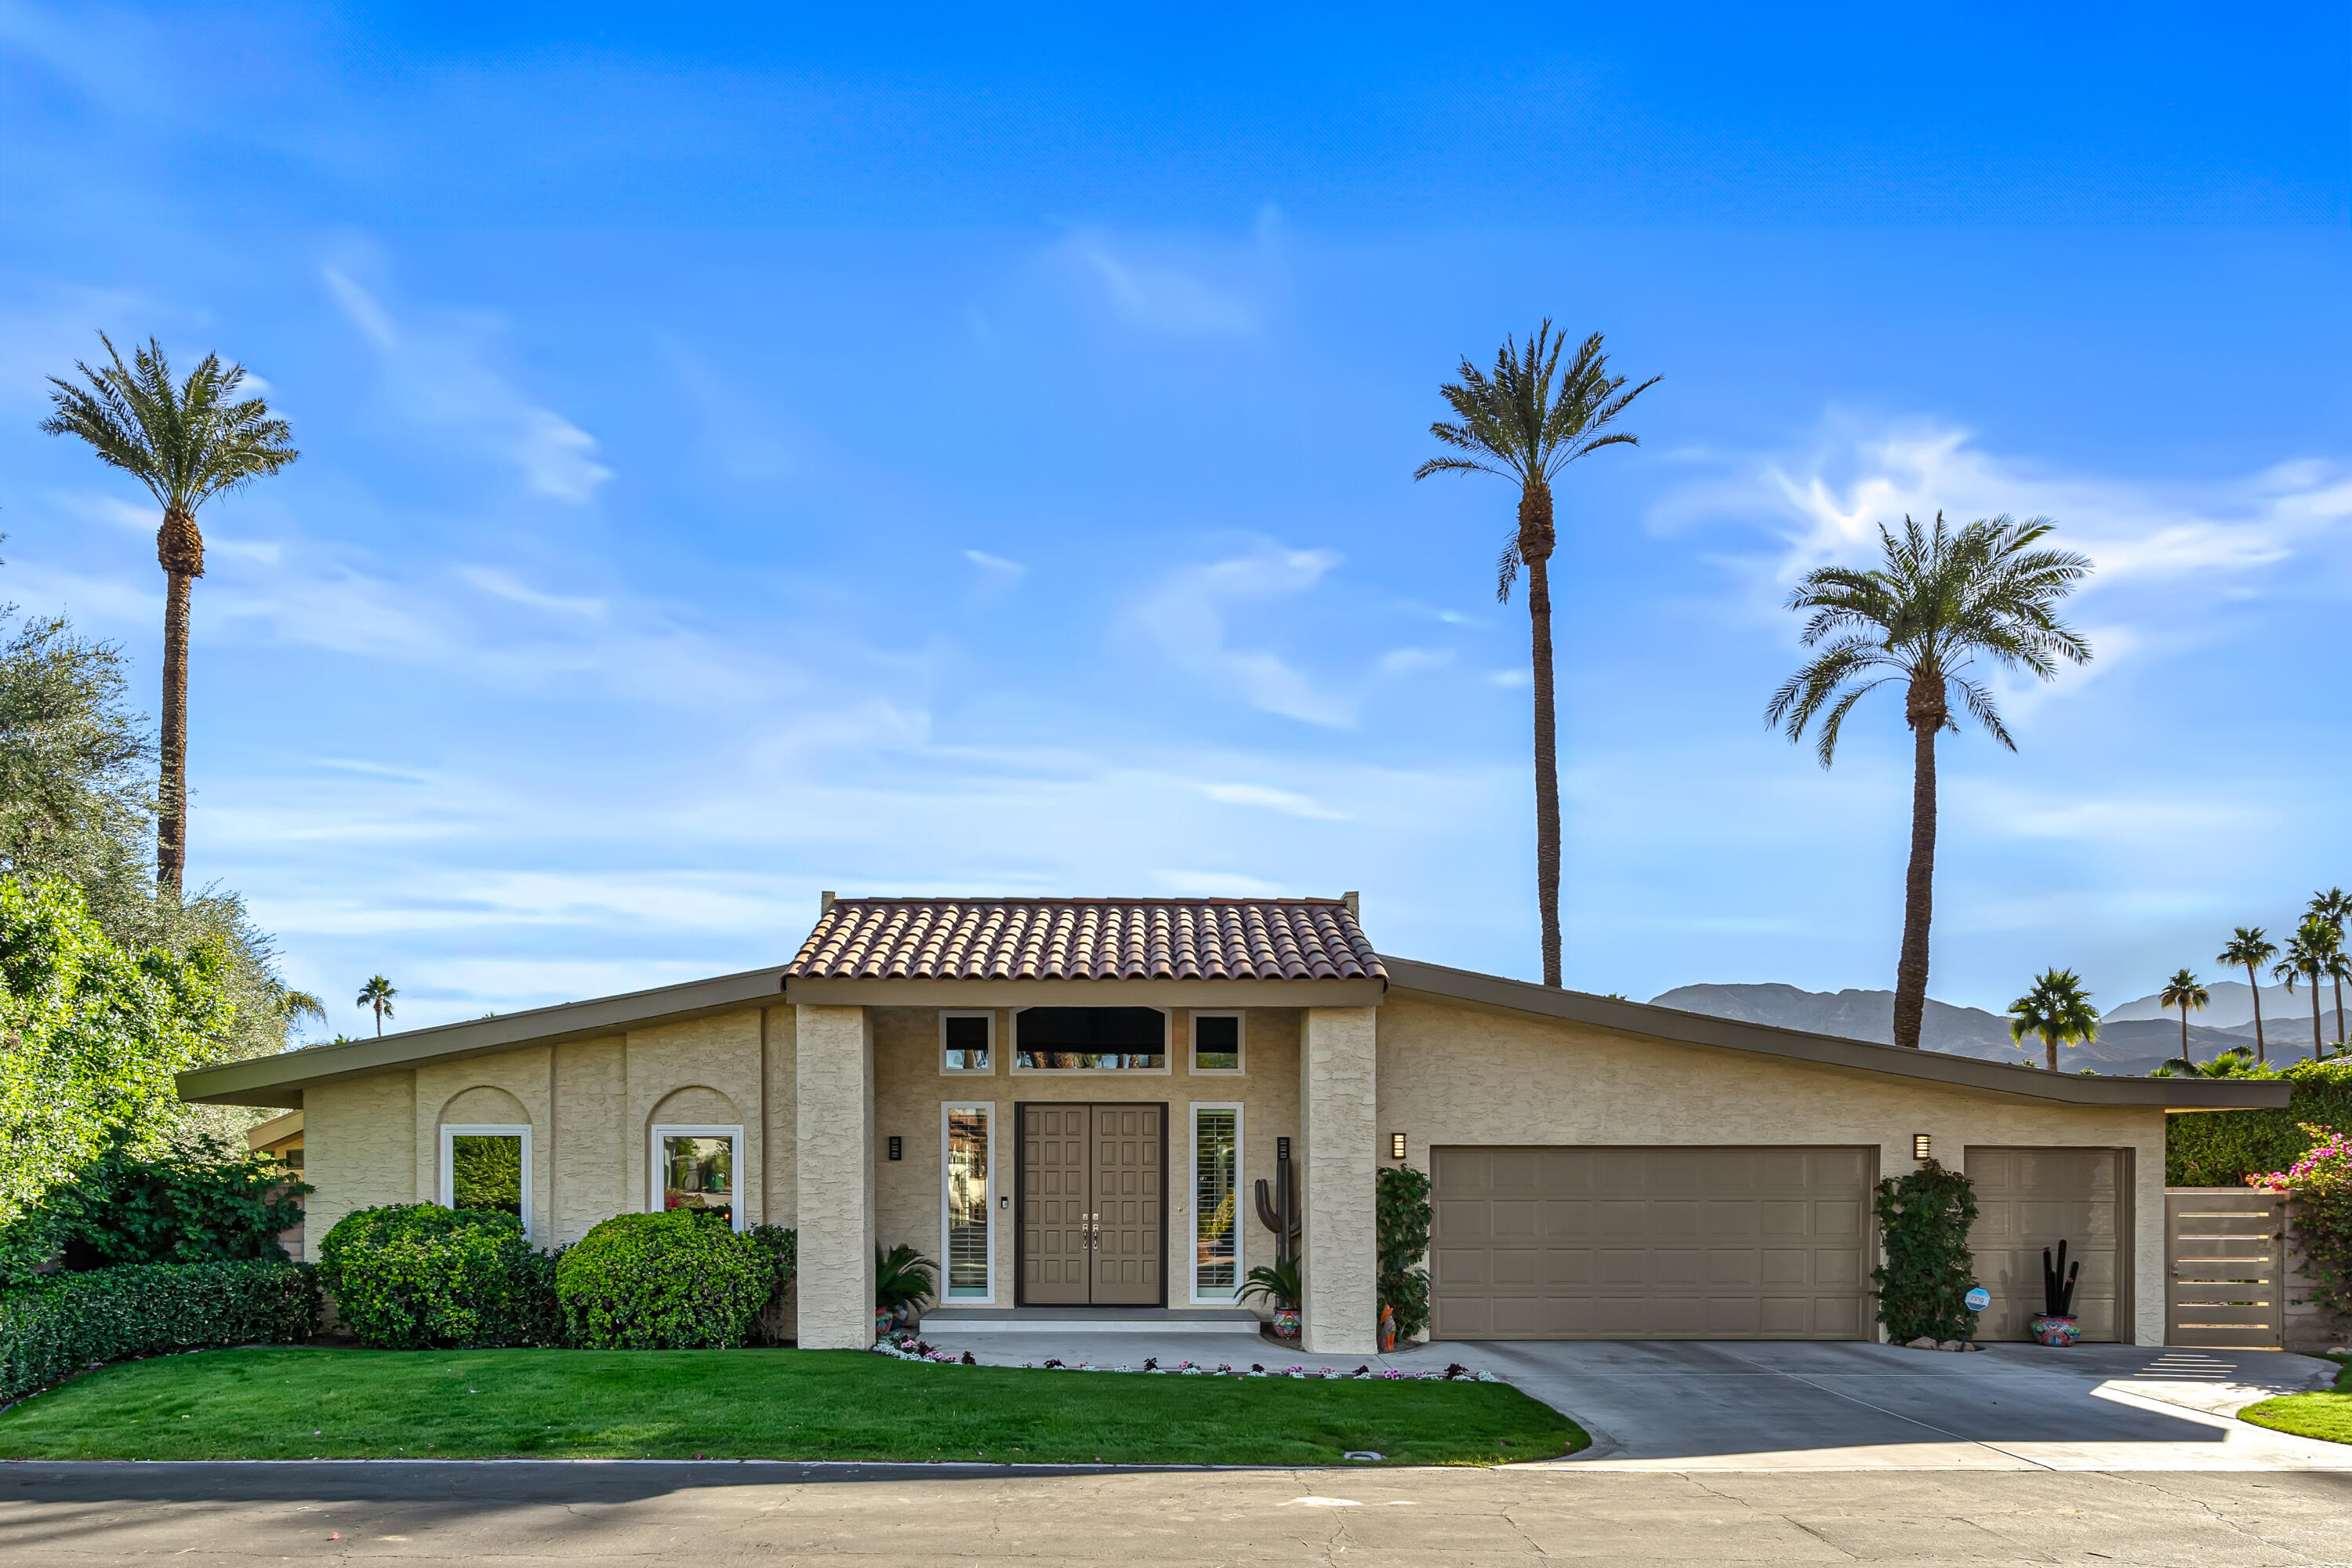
2041;1241;2080;1317
1255;1138;1301;1266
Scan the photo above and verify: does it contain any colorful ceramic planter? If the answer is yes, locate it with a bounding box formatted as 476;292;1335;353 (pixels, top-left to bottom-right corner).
2028;1313;2080;1346
1272;1307;1301;1341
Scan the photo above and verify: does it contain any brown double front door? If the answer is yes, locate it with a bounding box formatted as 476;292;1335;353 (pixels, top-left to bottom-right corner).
1018;1102;1164;1306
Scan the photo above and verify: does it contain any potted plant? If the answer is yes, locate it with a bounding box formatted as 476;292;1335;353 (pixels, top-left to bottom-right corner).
875;1242;938;1335
2027;1241;2081;1345
1240;1258;1302;1341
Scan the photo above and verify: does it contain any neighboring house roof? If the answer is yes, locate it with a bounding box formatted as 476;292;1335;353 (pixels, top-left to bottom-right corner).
787;897;1386;984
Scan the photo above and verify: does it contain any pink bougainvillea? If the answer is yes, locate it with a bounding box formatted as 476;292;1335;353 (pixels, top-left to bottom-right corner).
2247;1123;2352;1331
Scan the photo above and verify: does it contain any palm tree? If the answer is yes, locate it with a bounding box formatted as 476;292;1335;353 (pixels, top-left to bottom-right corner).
2312;888;2351;1048
2274;916;2338;1062
2217;927;2278;1065
2158;967;2209;1064
1416;325;1658;988
2008;967;2099;1072
356;975;397;1037
40;336;298;895
1767;514;2092;1049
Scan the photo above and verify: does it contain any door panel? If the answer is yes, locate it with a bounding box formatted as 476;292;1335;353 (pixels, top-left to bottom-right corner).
1430;1145;1873;1341
1018;1102;1165;1307
1020;1104;1093;1305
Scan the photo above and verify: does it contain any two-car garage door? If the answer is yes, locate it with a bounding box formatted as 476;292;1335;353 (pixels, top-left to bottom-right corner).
1429;1145;1875;1340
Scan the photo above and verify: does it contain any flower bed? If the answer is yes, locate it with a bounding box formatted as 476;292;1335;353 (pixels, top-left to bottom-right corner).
871;1332;1502;1382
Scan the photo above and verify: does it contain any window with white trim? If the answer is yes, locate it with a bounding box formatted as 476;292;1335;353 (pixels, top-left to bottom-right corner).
942;1103;994;1301
941;1011;994;1073
1191;1011;1243;1073
651;1124;745;1231
441;1124;532;1239
1190;1103;1242;1301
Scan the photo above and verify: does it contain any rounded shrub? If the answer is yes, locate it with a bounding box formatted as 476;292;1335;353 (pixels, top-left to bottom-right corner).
557;1211;774;1348
318;1204;560;1349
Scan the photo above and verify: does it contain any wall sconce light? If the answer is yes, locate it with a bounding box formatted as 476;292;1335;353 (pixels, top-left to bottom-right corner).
1391;1132;1408;1160
1912;1133;1932;1161
887;1135;902;1161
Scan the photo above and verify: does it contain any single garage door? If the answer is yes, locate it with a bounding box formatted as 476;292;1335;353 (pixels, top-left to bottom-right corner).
1966;1147;2128;1342
1429;1145;1874;1340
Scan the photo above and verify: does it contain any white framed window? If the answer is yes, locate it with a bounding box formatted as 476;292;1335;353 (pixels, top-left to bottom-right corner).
440;1124;532;1240
1011;1005;1171;1073
650;1124;746;1232
941;1010;995;1073
940;1102;996;1302
1189;1102;1243;1303
1190;1011;1244;1073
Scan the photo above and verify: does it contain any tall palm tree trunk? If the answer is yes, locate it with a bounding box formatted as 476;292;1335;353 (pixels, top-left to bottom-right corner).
2045;1033;2058;1073
2179;1004;2189;1062
1893;689;1942;1050
2333;971;2344;1051
2245;961;2265;1064
155;506;203;896
1526;548;1563;989
2313;983;2324;1061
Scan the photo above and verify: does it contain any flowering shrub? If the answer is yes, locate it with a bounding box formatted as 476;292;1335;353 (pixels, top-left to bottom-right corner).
2247;1122;2352;1334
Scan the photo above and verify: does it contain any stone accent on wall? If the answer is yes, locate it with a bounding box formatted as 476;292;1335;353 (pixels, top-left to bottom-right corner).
1300;1004;1379;1352
797;1004;875;1349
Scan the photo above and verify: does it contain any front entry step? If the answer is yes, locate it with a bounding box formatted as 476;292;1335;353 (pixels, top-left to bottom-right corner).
920;1307;1262;1334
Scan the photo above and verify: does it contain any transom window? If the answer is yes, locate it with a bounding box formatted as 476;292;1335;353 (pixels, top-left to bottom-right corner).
941;1011;993;1073
440;1123;532;1239
1013;1006;1166;1070
1191;1011;1243;1073
651;1124;744;1231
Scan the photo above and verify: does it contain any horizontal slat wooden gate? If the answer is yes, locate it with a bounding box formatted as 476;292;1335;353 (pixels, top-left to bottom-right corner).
2165;1188;2286;1349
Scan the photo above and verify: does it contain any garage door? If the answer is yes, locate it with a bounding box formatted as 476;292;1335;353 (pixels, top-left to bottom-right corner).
1966;1147;2127;1343
1429;1145;1875;1340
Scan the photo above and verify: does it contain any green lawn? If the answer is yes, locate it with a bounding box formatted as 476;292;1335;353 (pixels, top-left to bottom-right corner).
2238;1353;2352;1446
0;1347;1585;1466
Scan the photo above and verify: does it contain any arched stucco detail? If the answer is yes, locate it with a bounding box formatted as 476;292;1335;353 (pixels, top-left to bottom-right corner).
650;1084;739;1127
440;1085;529;1126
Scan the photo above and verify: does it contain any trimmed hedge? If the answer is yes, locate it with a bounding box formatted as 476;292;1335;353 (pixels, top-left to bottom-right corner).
0;1260;320;1403
557;1212;776;1349
2168;1058;2352;1185
318;1205;561;1350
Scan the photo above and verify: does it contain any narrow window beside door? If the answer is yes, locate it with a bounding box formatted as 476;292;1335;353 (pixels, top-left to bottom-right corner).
945;1106;992;1300
1192;1105;1240;1300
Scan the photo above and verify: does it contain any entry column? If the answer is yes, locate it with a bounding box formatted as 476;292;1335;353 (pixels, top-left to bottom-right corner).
1299;1004;1379;1353
795;1004;875;1349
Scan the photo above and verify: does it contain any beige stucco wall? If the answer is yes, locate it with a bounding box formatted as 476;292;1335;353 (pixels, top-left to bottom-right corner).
797;1003;874;1348
416;1046;554;1241
1299;1006;1380;1352
869;1005;1303;1312
301;1070;417;1261
1377;989;2171;1345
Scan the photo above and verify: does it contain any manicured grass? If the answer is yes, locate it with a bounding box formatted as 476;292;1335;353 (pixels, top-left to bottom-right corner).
2238;1353;2352;1446
0;1347;1585;1466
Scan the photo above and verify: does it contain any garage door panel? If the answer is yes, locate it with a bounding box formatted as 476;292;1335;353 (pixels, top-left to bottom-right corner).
1966;1145;2126;1344
1431;1144;1875;1341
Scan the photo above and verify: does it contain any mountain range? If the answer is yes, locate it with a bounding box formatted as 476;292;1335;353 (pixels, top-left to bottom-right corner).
1649;983;2345;1076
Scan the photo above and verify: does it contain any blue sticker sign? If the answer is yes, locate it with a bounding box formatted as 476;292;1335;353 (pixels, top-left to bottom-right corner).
1964;1287;1991;1312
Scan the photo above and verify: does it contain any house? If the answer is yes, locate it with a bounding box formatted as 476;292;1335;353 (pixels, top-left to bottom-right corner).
176;895;2286;1352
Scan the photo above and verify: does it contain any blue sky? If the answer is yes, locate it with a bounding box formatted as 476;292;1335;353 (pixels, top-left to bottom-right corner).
1;2;2347;1038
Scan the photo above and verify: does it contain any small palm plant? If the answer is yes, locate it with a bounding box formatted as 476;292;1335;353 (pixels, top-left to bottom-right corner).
42;336;298;894
2008;968;2099;1073
355;975;397;1037
2158;967;2209;1065
1768;514;2091;1051
2217;927;2278;1065
2275;916;2341;1062
1239;1256;1302;1312
875;1243;938;1319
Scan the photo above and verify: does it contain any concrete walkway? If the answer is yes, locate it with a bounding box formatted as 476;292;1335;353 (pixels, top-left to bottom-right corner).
910;1326;2352;1472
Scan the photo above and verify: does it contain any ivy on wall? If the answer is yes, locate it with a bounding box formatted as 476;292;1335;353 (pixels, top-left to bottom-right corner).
1376;1165;1432;1341
2167;1059;2352;1186
1872;1160;1978;1343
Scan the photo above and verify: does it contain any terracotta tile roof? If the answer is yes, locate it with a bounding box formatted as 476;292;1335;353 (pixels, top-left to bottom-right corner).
786;898;1386;985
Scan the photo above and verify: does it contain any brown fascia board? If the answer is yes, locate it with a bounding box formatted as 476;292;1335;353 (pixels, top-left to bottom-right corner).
1377;955;2293;1112
176;964;793;1109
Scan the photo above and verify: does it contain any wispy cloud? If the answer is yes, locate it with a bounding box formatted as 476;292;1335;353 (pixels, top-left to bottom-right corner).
458;565;608;620
324;268;613;503
1055;233;1259;336
1127;543;1355;727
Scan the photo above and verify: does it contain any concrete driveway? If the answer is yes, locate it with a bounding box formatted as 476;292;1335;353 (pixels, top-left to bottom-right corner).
1453;1339;2352;1470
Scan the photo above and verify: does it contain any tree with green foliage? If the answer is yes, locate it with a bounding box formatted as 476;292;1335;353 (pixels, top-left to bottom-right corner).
2009;967;2099;1072
2277;916;2340;1062
2159;967;2210;1064
1769;514;2091;1051
2312;887;2350;1051
0;873;239;1273
2166;1057;2352;1185
356;974;396;1036
1416;324;1657;988
10;1135;308;1277
2219;927;2279;1065
41;336;298;895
